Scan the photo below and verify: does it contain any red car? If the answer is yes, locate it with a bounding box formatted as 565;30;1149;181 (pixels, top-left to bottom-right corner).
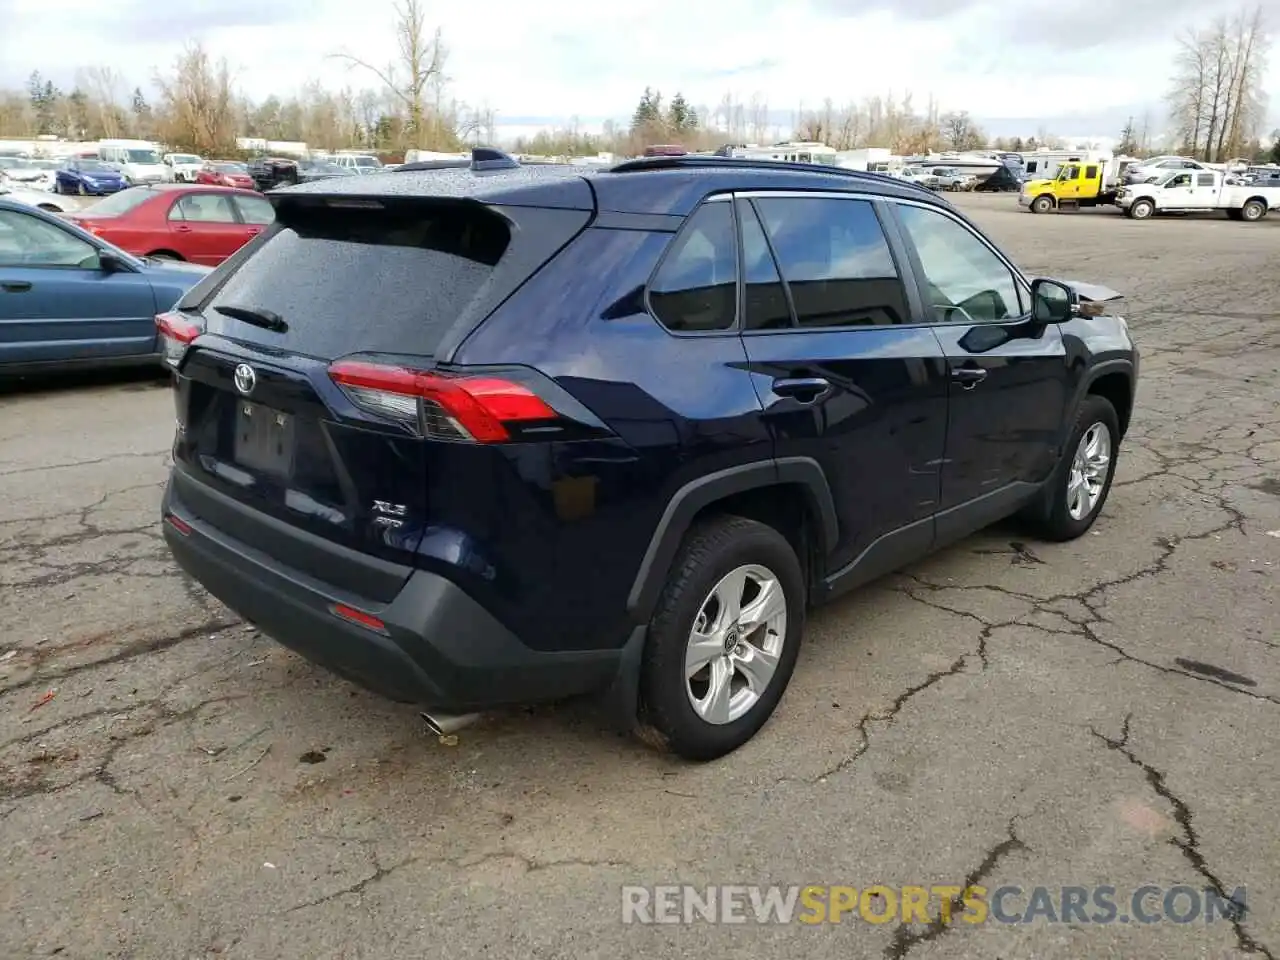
66;184;274;266
196;161;256;190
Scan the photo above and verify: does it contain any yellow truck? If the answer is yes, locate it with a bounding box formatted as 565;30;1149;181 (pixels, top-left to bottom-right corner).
1019;157;1135;213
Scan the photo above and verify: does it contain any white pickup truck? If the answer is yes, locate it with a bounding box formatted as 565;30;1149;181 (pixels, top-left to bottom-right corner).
1116;168;1280;221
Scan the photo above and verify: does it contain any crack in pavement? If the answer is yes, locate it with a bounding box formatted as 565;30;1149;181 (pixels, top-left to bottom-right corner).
791;654;971;785
884;814;1030;959
0;449;169;478
1090;713;1275;960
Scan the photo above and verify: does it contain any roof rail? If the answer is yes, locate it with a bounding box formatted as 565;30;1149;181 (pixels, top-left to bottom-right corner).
607;154;937;193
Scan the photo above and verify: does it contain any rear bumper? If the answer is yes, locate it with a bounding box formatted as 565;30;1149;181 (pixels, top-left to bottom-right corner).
161;476;626;712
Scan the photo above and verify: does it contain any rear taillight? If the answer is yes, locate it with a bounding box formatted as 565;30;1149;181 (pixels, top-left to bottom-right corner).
328;360;556;443
156;311;202;370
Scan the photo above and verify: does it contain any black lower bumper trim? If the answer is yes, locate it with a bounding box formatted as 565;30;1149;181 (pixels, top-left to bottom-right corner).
162;480;625;712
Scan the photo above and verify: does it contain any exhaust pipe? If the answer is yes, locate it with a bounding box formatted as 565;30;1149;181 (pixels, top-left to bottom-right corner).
421;711;483;736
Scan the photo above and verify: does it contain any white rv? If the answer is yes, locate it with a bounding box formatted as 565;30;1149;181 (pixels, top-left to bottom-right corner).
728;141;838;165
96;139;172;184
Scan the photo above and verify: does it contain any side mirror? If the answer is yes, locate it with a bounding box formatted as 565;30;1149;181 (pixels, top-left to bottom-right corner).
1031;278;1074;323
98;249;132;273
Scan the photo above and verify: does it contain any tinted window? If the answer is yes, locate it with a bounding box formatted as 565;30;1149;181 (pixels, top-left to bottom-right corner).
202;201;511;358
896;204;1022;323
738;201;791;331
1197;173;1215;186
754;196;906;327
0;210;98;268
1085;165;1098;179
233;195;275;225
649;202;737;332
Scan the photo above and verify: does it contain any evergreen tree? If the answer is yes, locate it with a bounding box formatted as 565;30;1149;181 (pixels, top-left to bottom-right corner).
667;92;696;133
631;87;662;134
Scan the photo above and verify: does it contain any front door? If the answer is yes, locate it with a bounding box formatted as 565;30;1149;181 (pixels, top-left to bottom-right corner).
0;207;157;367
735;193;950;582
1160;172;1196;208
885;199;1071;530
167;193;253;265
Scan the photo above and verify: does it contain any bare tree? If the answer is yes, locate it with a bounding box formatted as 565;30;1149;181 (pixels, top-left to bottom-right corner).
152;44;238;154
941;111;974;150
1168;6;1269;160
329;0;448;147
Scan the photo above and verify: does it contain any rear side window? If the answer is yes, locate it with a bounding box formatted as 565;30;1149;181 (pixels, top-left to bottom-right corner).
233;194;275;225
170;193;237;223
1197;173;1215;187
738;202;792;331
1085;165;1098;179
203;201;511;358
754;196;906;327
648;202;737;332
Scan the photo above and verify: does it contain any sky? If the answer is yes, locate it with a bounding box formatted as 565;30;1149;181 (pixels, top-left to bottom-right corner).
1;0;1277;142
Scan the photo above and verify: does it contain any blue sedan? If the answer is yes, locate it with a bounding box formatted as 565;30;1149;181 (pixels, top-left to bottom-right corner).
55;159;128;196
0;199;211;375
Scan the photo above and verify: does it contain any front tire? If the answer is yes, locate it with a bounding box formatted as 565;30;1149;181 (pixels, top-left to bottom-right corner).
1028;395;1120;542
1031;195;1053;214
637;515;805;761
1128;199;1154;220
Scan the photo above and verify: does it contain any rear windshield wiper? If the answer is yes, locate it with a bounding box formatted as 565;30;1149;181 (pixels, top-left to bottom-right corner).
214;304;288;333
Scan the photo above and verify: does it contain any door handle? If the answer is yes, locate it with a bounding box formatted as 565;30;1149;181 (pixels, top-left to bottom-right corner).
247;228;262;235
175;224;192;232
1;281;32;293
772;377;831;403
951;366;988;389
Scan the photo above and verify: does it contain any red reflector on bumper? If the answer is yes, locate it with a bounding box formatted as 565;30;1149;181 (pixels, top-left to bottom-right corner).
331;603;388;633
164;514;192;535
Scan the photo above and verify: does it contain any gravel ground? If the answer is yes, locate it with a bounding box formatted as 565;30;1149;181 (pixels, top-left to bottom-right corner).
1;192;1278;960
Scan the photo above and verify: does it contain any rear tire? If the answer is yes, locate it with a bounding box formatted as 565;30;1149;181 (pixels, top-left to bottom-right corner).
637;515;805;761
1026;395;1120;542
1241;199;1267;221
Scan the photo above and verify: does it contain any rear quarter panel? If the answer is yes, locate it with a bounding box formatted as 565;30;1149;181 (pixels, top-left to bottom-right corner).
447;225;771;652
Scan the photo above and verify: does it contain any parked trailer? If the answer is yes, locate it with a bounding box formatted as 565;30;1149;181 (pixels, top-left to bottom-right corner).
1116;168;1280;221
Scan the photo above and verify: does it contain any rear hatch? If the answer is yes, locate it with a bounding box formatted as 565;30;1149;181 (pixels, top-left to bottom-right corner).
164;185;593;601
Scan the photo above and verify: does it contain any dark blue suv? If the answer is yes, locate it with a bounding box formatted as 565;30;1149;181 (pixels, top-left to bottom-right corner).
159;151;1138;760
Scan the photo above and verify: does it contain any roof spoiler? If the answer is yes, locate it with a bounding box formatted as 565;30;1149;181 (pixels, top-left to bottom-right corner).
471;147;519;171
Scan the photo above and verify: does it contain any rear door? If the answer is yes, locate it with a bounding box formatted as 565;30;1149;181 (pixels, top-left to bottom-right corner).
1189;172;1221;208
735;192;949;579
168;192;253;265
0;207;158;367
886;198;1070;520
168;195;591;599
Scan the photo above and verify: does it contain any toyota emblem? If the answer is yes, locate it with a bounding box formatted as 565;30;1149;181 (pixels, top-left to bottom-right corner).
233;363;257;395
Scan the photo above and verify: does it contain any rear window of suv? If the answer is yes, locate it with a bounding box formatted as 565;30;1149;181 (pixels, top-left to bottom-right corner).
201;200;511;358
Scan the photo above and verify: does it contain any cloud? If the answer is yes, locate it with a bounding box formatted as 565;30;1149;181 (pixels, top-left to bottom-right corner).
1;0;1275;139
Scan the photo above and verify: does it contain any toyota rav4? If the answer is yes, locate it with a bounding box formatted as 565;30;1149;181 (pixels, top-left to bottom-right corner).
159;150;1138;761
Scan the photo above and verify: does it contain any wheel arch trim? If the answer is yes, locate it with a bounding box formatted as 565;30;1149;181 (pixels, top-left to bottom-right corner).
625;457;838;621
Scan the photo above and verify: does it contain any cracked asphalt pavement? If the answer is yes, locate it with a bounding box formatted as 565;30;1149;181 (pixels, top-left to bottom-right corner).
2;194;1278;959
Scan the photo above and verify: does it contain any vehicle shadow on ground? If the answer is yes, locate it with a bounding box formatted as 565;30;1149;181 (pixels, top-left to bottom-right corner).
0;366;169;397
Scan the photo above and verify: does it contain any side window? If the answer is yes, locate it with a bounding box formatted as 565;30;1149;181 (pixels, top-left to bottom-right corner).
234;194;275;225
737;201;792;330
648;201;737;332
1196;173;1215;187
170;194;238;223
1085;165;1098;179
1170;173;1190;188
0;210;99;268
1026;161;1038;173
895;204;1022;324
754;196;907;327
